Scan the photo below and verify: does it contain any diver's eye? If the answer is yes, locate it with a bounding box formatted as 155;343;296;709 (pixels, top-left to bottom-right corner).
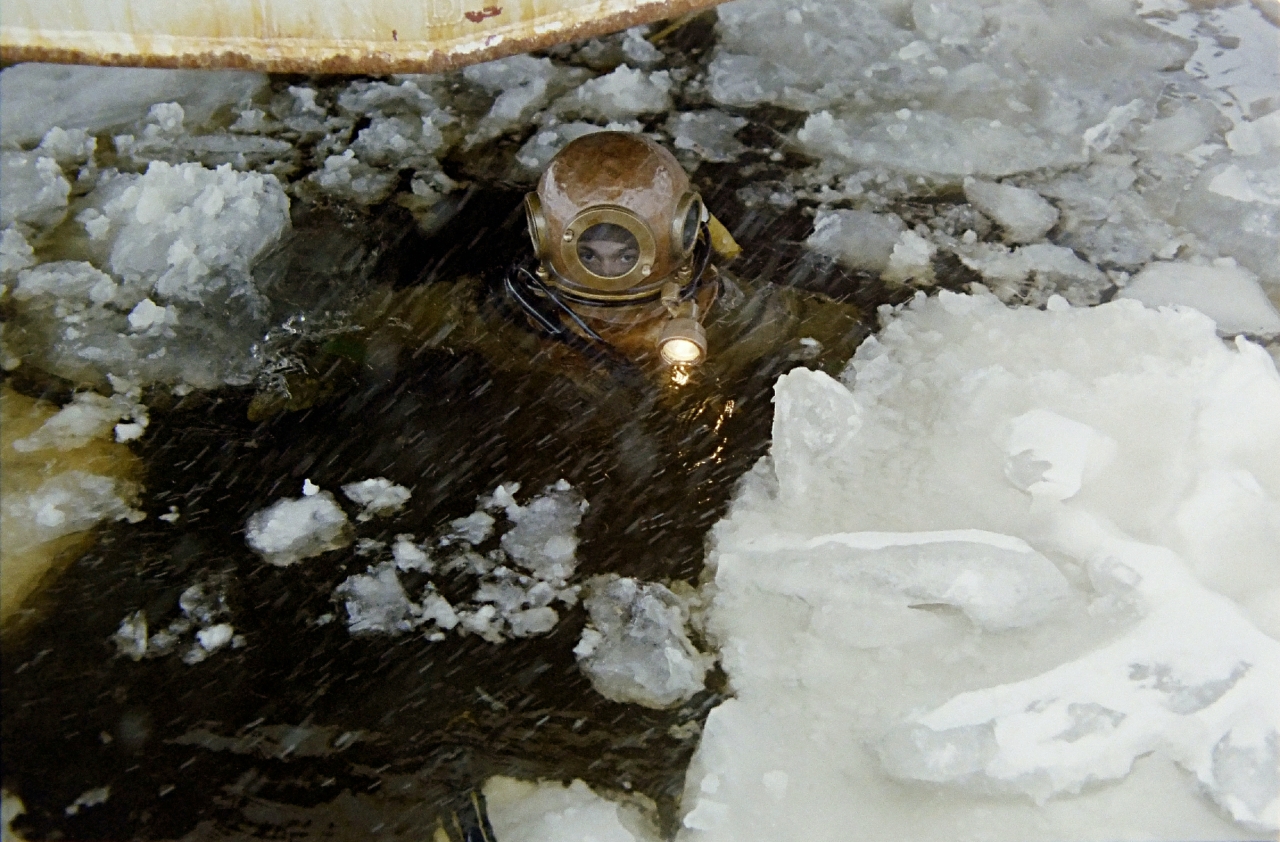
580;248;599;264
620;250;638;265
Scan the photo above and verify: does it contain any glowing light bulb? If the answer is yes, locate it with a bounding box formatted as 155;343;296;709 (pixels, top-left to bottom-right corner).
661;337;703;365
658;317;707;366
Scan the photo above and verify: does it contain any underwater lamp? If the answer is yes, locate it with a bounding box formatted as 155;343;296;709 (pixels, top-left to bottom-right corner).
657;280;708;366
658;316;707;365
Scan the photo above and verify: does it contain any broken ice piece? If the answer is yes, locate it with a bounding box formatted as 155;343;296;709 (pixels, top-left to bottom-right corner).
341;477;412;521
334;562;418;636
392;534;432;571
64;786;109;817
443;510;496;545
575;575;711;709
1117;261;1280;337
244;491;352;566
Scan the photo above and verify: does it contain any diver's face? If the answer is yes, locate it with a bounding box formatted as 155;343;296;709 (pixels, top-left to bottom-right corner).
578;239;639;278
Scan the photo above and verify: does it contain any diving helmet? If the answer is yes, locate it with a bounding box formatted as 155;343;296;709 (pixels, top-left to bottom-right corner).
524;132;706;306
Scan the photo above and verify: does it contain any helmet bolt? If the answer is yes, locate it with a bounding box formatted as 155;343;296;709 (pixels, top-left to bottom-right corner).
641;264;652;277
562;230;574;242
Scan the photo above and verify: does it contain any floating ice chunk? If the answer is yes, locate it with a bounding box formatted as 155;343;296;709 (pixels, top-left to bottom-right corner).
508;606;559;638
419;587;459;632
195;623;234;653
13;260;117;306
1207;163;1280;207
1002;409;1117;500
334;562;418;635
952;241;1108;305
0;151;71;230
484;775;660;842
551;67;672;122
0;64;266;147
445;510;496;545
308;149;399;204
126;298;176;333
3;471;142;553
515;122;625;172
806;209;906;274
392;534;433;572
575;576;711;709
1135;104;1215;155
90;161;289;303
245;491;352;566
963;179;1059;243
666;110;749;163
112;610;149;661
499;480;587;583
302;478;320;497
1082;99;1145;155
797;110;1082;181
1119;261;1280;336
881;229;936;284
341;477;412;521
1225;111;1280;157
0;225;36;275
458;604;505;643
63;786;109;817
463;55;588;146
11;391;145;452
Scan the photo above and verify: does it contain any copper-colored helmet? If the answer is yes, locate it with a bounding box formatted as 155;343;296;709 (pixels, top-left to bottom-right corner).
525;131;705;305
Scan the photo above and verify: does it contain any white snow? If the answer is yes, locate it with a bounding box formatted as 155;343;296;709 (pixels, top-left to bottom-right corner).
244;491;352;567
340;477;412;521
483;776;660;842
575;576;712;709
1118;261;1280;337
679;290;1280;839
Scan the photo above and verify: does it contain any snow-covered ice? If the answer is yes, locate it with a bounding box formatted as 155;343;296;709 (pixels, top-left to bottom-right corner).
1118;261;1280;337
245;489;352;567
679;290;1280;839
575;576;712;709
341;477;412;521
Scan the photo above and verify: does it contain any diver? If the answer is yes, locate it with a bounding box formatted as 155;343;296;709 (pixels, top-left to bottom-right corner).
503;130;735;370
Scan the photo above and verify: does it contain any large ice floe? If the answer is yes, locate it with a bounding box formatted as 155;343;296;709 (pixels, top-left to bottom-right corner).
679;291;1280;839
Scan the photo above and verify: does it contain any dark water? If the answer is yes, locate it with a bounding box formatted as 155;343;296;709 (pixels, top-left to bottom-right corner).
0;21;981;836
